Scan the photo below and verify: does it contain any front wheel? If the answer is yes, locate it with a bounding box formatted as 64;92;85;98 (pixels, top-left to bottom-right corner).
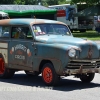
42;63;59;86
80;73;95;83
0;58;15;78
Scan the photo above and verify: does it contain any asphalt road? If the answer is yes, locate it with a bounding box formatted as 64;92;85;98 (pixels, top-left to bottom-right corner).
0;71;100;100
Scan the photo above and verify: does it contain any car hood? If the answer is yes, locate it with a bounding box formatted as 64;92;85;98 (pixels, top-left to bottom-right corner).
35;35;96;46
35;35;99;59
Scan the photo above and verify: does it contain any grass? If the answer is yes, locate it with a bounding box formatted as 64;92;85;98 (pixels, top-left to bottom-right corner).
72;31;100;41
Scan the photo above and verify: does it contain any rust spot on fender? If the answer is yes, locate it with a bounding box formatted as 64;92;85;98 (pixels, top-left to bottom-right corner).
88;47;93;59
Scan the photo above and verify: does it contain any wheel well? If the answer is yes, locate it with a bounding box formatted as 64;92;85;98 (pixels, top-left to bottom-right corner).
39;60;53;73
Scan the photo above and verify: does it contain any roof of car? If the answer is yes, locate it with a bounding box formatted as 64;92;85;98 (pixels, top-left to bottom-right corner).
0;18;66;26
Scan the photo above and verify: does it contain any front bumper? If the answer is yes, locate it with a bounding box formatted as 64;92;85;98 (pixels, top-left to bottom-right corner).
64;59;100;74
64;67;100;75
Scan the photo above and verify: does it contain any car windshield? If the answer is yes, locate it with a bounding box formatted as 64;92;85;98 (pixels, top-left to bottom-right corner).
32;24;71;36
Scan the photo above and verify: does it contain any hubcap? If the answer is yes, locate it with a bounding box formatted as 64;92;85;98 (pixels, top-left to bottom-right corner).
43;67;53;83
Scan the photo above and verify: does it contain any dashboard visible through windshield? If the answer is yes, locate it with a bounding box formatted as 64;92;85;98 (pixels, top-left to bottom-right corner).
32;24;71;36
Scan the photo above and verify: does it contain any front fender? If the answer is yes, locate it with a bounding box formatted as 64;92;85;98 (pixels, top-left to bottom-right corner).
33;43;80;75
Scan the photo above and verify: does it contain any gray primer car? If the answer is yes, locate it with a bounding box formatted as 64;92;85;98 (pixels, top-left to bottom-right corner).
0;18;100;86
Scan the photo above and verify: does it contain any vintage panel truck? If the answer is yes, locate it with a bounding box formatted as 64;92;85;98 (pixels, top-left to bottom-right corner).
0;18;100;86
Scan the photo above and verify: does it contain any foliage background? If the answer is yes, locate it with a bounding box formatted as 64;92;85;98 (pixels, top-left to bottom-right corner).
0;0;70;5
0;0;100;6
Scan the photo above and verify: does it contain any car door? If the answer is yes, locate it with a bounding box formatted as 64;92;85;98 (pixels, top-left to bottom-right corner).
0;26;10;66
9;26;34;70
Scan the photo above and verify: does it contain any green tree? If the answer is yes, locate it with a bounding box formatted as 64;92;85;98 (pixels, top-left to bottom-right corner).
0;0;70;5
0;0;14;4
24;0;37;5
14;0;25;4
71;0;100;6
44;0;67;5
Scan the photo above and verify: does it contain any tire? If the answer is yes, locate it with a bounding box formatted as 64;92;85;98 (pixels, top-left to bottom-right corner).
80;73;95;83
0;58;15;78
25;71;39;77
42;63;59;86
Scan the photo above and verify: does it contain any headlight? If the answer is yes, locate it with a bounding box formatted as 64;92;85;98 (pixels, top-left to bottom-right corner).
68;49;76;57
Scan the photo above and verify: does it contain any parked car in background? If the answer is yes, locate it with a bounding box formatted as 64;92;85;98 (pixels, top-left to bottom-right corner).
0;18;100;86
0;11;9;19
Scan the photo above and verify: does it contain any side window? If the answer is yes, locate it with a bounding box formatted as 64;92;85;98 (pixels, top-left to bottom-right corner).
0;26;10;38
11;27;32;39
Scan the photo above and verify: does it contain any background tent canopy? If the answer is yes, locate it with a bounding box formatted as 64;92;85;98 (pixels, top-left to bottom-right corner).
0;5;57;16
74;5;100;17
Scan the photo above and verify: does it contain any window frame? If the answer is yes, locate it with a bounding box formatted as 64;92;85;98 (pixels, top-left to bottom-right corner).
0;25;11;39
11;25;34;41
32;23;71;36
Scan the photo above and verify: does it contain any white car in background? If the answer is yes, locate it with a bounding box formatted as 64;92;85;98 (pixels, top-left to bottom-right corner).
0;11;9;19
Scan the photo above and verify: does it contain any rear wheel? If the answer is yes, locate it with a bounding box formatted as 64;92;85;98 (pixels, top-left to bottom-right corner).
80;73;95;83
42;63;59;86
0;58;15;78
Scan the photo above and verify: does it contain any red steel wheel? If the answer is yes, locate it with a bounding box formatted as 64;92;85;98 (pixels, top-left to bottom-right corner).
0;57;15;78
42;63;59;86
43;67;53;83
0;58;5;74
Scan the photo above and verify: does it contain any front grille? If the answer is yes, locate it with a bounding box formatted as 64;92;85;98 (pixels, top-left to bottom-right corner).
67;59;100;69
